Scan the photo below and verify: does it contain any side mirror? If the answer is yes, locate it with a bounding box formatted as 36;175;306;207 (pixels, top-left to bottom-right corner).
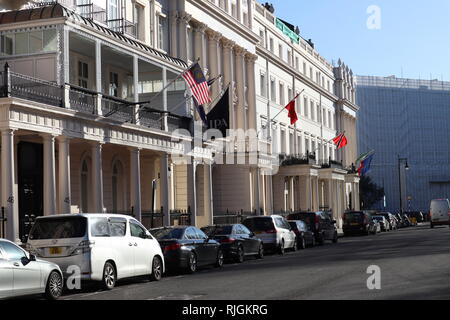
29;254;36;262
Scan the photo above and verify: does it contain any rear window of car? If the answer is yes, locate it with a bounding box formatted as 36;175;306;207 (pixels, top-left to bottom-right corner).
344;213;364;223
372;216;384;221
202;226;233;236
29;217;87;240
243;218;275;232
151;228;184;240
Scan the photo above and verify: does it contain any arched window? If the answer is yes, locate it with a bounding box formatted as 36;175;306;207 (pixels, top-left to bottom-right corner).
81;159;89;213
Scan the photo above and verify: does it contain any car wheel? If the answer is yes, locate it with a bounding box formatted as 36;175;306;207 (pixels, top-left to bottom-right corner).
216;250;224;268
102;262;116;290
235;245;245;263
299;237;306;249
187;252;197;274
150;256;163;281
292;238;298;252
430;223;434;229
45;270;63;300
256;243;264;259
279;240;285;255
332;232;338;243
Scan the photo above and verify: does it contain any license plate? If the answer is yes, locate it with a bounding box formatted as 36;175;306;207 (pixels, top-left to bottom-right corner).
49;247;62;255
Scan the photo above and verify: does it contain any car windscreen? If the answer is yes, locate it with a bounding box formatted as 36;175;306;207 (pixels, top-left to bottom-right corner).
29;217;87;240
344;213;363;223
151;228;184;240
243;218;274;232
202;226;232;236
372;216;383;221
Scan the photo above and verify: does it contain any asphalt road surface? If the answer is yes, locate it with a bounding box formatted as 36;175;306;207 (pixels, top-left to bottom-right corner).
60;224;450;300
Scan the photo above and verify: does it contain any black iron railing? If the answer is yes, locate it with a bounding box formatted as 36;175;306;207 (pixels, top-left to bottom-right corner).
170;208;192;227
280;152;317;166
213;209;260;225
0;207;6;239
320;158;344;169
0;64;192;132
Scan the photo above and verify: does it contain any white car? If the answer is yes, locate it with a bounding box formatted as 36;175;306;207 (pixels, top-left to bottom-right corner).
0;239;63;300
242;215;297;254
430;199;450;228
27;214;165;290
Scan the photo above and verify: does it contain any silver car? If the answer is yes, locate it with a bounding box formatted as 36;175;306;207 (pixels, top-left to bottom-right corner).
0;239;63;300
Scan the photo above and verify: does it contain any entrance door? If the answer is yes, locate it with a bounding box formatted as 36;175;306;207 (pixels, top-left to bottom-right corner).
17;142;43;242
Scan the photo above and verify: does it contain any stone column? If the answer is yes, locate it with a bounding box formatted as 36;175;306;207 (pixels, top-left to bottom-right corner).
133;55;140;125
95;40;103;115
222;39;235;88
91;142;104;213
42;134;57;216
169;11;178;57
178;11;192;62
203;163;214;225
289;176;295;211
193;22;207;68
187;161;197;226
266;174;274;215
160;154;170;226
2;129;18;242
234;46;246;130
58;136;71;214
245;53;258;131
130;148;142;222
206;30;222;100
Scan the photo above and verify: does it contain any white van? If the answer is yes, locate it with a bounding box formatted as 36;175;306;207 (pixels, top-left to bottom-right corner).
430;199;450;228
26;214;165;290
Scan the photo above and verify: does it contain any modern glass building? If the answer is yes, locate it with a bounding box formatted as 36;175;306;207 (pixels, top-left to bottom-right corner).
356;75;450;212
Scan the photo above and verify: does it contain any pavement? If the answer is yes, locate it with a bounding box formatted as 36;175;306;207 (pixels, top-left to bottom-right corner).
58;223;450;300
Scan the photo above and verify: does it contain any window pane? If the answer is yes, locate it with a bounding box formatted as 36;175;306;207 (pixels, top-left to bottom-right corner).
0;242;26;260
15;32;28;54
90;218;110;237
29;217;88;240
130;222;146;238
29;31;43;53
109;219;126;237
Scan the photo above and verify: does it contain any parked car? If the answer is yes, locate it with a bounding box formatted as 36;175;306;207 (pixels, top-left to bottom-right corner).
376;212;397;230
371;216;389;232
407;211;424;223
201;224;264;263
369;218;381;235
394;213;405;228
288;220;315;249
27;214;164;290
150;226;223;274
287;211;338;245
242;216;297;254
401;214;412;227
342;211;372;236
0;239;63;300
430;199;450;228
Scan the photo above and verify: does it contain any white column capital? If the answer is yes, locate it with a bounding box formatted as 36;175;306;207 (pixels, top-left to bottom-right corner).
193;21;208;34
206;30;222;42
221;38;236;50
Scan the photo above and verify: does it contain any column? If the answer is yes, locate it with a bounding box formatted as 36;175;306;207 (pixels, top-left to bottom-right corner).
222;39;235;88
327;179;334;215
266;174;274;215
193;22;207;68
203;163;213;225
91;142;104;213
245;53;258;131
58;136;71;214
169;11;178;57
187;161;197;226
42;134;56;216
355;182;360;210
95;40;103;115
162;67;168;130
253;168;261;214
130;148;142;222
159;154;170;226
133;55;140;125
234;47;246;130
207;30;222;99
289;176;295;211
2;129;18;242
178;11;192;62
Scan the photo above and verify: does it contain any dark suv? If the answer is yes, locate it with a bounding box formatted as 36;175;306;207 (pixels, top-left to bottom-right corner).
343;211;372;236
286;211;338;245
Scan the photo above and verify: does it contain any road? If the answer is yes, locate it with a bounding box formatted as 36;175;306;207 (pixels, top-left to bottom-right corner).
61;224;450;300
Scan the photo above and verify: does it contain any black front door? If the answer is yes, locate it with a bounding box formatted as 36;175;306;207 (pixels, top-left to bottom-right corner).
17;142;43;242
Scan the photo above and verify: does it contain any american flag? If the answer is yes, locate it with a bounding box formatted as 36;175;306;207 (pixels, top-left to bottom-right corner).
182;63;211;105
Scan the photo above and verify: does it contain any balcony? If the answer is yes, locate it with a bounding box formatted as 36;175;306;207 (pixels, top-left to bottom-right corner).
280;153;317;166
0;65;191;132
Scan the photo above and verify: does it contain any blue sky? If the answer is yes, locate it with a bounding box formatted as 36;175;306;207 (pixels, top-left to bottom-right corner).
267;0;450;80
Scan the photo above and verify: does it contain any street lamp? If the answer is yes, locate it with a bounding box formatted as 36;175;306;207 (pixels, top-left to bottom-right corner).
398;156;409;214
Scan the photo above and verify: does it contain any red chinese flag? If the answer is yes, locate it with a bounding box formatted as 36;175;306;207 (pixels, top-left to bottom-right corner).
285;99;298;125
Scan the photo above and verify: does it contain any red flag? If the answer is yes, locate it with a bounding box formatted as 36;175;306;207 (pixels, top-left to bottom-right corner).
333;133;348;149
285;95;299;125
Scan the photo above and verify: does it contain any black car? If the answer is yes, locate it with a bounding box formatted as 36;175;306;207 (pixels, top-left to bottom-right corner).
376;212;397;230
288;220;315;248
150;226;224;274
201;224;264;263
287;211;338;245
343;211;372;236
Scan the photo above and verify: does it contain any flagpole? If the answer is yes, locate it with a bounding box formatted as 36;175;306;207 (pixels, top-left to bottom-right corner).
134;57;201;118
257;89;305;138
